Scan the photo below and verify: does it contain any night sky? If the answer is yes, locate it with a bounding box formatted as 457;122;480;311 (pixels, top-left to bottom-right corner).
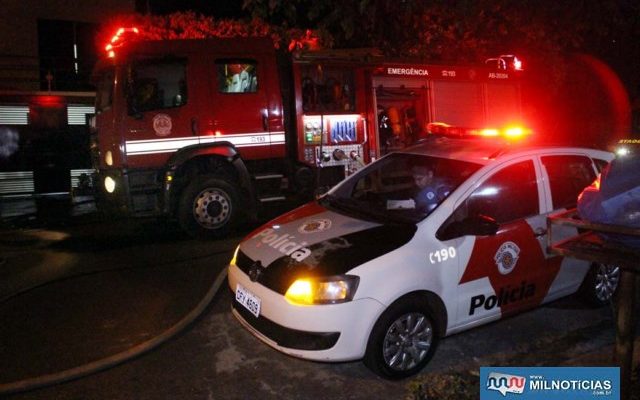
145;0;247;18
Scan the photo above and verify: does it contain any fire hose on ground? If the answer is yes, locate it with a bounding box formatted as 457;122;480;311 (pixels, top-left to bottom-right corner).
0;263;228;396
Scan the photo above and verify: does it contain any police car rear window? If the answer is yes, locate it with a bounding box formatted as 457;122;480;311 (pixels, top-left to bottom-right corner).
541;155;596;209
458;160;539;224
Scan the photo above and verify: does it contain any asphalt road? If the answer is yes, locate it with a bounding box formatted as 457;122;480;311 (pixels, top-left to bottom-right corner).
0;211;628;399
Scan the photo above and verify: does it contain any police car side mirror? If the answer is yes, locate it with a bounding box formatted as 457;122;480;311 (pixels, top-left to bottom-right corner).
437;214;499;241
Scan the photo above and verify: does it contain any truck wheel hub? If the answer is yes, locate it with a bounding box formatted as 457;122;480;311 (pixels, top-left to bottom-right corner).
193;188;231;229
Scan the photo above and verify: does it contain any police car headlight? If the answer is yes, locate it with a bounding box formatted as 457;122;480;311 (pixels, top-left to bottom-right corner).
285;275;359;305
104;176;116;193
229;246;240;266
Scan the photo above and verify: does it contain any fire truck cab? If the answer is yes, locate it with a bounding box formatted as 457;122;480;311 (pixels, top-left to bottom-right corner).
93;37;371;237
92;30;524;238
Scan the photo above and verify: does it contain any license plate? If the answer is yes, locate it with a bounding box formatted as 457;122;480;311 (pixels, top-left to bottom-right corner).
235;284;261;318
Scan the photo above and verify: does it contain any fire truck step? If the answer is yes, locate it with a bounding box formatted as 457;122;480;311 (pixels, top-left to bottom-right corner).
253;173;289;199
258;196;286;203
253;173;284;180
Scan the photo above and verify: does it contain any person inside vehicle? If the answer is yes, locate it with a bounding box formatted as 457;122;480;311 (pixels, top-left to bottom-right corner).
412;165;450;213
226;63;257;93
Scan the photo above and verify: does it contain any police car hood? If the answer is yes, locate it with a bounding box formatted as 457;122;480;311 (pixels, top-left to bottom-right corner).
238;201;417;294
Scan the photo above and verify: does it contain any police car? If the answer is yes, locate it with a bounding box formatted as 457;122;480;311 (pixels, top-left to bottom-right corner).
228;127;619;379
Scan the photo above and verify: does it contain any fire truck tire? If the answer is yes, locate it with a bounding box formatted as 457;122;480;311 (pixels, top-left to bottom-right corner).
178;175;240;239
364;294;439;379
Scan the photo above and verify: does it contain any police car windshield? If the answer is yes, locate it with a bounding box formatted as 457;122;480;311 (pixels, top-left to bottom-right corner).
325;153;482;223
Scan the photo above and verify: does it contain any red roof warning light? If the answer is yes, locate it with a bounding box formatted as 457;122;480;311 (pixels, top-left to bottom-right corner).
104;27;139;58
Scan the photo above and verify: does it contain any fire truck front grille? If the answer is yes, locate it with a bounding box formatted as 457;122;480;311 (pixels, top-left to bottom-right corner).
126;170;162;214
128;170;160;188
131;194;158;213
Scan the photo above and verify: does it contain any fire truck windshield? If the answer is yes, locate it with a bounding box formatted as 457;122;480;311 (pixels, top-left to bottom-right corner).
94;66;115;113
128;58;188;113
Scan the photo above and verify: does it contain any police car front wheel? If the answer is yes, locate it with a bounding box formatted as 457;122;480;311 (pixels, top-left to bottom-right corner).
364;295;439;379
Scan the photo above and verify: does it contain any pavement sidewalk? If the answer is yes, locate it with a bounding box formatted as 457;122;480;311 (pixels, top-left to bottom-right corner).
0;216;235;386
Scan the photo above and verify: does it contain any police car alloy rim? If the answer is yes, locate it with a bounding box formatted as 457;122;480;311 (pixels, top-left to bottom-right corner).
594;264;620;302
193;188;232;228
383;312;433;371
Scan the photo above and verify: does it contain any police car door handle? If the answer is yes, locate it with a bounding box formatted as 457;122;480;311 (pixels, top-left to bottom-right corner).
262;113;269;131
191;117;199;135
533;227;547;237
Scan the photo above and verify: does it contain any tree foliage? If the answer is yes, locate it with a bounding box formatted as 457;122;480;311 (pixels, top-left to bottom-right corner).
98;1;639;97
241;0;639;64
97;11;319;51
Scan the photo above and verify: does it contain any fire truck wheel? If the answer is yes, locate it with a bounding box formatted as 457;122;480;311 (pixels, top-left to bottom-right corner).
580;262;620;306
178;176;239;239
364;294;439;379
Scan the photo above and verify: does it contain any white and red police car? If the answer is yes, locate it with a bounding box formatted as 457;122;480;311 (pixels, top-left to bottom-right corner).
228;127;619;379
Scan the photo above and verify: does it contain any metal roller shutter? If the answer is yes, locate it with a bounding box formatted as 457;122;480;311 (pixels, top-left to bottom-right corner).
431;81;484;127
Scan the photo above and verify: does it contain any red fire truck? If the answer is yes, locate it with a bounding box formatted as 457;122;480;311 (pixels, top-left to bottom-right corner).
91;29;523;237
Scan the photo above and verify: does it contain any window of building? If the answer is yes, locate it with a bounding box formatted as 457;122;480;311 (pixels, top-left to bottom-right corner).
37;19;99;91
216;59;258;93
0;106;29;125
67;105;95;126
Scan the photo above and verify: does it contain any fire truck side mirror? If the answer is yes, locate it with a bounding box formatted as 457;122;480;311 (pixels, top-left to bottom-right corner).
127;96;143;119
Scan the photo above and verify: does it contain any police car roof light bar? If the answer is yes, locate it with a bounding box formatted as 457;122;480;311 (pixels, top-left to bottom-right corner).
426;122;531;140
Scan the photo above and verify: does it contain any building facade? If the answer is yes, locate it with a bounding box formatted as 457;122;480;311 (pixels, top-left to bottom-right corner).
0;0;135;206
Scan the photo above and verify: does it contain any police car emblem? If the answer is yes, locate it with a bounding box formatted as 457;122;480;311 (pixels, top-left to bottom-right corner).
248;260;265;282
494;241;520;275
298;218;332;234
